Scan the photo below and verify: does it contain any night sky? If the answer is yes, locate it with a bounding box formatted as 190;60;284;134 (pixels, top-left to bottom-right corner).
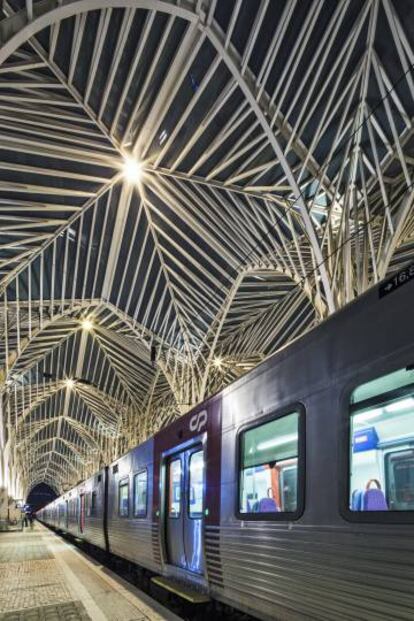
26;483;57;512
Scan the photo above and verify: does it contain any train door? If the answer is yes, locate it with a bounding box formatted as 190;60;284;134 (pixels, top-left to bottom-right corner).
386;449;414;510
79;494;85;534
65;500;69;528
280;462;298;512
165;445;205;574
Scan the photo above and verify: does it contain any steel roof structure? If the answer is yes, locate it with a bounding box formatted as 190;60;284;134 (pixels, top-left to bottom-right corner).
1;0;414;497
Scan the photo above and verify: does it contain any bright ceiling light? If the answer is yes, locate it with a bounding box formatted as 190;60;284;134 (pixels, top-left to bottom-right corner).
81;318;93;331
213;357;223;368
65;378;75;389
257;433;298;451
386;397;414;413
123;157;143;183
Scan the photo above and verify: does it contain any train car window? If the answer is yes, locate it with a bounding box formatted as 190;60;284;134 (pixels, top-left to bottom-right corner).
239;411;300;516
79;494;85;533
168;459;182;518
133;471;147;517
350;367;414;513
70;498;76;520
189;450;204;518
118;480;129;517
90;491;97;517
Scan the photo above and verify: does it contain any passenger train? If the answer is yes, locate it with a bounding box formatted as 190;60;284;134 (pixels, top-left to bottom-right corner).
38;270;414;620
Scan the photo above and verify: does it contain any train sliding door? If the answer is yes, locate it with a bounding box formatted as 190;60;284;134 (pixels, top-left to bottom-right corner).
386;449;414;510
165;445;205;574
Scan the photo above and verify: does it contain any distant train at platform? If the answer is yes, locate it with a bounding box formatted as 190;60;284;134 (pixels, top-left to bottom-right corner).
38;272;414;620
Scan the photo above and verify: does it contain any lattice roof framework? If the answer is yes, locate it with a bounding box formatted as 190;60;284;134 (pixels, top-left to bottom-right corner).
0;0;414;494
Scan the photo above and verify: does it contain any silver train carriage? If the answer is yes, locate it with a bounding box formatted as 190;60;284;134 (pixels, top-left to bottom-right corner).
38;273;414;620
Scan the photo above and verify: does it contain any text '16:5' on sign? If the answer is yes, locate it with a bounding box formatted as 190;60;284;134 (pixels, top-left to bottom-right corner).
379;263;414;298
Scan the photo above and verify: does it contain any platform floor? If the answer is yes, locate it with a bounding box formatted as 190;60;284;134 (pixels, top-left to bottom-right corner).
0;523;181;621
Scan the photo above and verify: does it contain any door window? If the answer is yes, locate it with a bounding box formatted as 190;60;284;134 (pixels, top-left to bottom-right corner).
79;494;85;533
134;471;147;517
168;459;182;518
189;450;204;518
350;367;414;513
118;480;129;517
90;491;97;516
386;450;414;510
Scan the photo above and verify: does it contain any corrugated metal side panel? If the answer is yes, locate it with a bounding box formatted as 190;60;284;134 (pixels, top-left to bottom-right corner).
151;522;162;568
106;441;156;570
66;508;78;536
213;523;414;621
107;517;158;570
205;525;223;588
83;515;105;549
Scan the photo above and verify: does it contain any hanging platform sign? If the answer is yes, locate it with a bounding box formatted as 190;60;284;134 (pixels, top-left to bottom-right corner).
379;262;414;298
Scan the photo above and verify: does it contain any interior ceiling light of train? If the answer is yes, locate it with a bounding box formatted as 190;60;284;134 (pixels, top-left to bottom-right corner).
0;0;414;498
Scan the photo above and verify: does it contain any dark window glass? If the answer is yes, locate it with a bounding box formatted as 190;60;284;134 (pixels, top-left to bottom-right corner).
90;491;97;516
239;412;300;515
168;459;182;518
119;480;129;517
350;367;414;512
189;450;204;518
79;494;85;533
134;471;147;517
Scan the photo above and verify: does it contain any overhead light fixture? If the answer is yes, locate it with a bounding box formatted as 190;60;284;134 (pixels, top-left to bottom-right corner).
123;157;143;183
159;129;168;145
213;357;223;369
386;398;414;413
81;318;93;331
67;227;77;242
257;433;298;451
354;408;383;423
65;378;75;389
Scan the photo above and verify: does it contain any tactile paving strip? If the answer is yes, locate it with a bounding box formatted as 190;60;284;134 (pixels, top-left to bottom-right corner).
0;601;90;621
0;559;73;613
0;540;52;563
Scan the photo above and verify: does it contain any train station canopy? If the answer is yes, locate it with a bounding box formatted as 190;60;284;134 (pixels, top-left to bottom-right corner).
0;0;414;497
